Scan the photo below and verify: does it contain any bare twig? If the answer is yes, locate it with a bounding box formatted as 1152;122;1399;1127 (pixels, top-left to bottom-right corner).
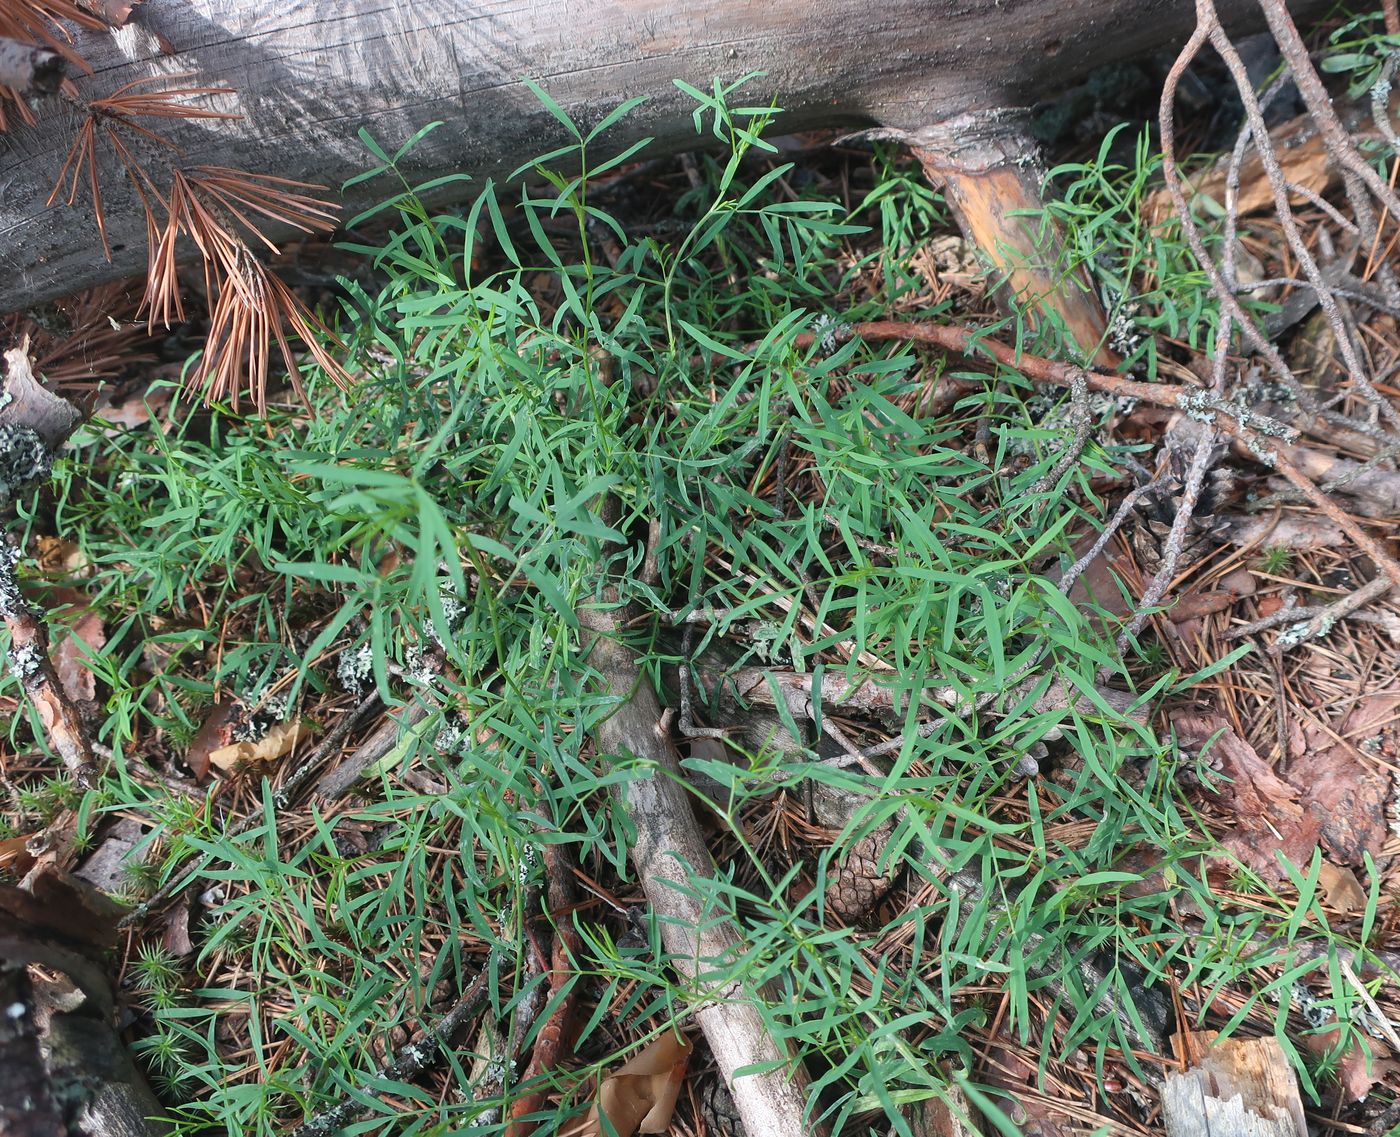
1259;0;1400;223
310;697;426;802
272;691;382;807
1057;478;1163;596
794;320;1400;594
1226;575;1397;644
717;664;1146;733
676;623;728;742
0;546;99;791
1205;7;1399;430
1028;367;1092;493
1156;8;1311;409
1118;432;1217;650
579;586;824;1137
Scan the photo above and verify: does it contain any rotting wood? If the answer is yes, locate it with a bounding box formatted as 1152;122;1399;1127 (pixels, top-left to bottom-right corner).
578;588;824;1137
1162;1031;1307;1137
0;869;172;1137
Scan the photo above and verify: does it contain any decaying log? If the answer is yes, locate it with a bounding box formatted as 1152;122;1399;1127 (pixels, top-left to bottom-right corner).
0;0;1325;322
0;869;171;1137
1162;1032;1307;1137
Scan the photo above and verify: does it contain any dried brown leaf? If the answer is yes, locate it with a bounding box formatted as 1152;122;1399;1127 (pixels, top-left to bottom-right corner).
577;1032;692;1137
186;697;238;780
1316;860;1368;916
1169;590;1237;621
207;719;310;773
74;0;144;26
161;895;194;957
1304;1027;1398;1103
46;587;104;704
1174;711;1320;880
981;1030;1075;1136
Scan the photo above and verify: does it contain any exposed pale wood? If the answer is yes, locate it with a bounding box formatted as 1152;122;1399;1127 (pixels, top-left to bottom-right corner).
910;109;1116;367
0;0;1325;313
1162;1032;1307;1137
0;37;62;96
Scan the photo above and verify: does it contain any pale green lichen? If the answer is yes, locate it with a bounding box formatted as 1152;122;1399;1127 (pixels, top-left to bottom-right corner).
336;642;374;694
0;423;53;505
8;641;45;681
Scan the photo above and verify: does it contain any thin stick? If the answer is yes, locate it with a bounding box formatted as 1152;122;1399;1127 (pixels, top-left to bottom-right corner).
1118;432;1217;650
0;543;100;790
794;320;1400;593
1226;575;1396;644
1028;367;1092;494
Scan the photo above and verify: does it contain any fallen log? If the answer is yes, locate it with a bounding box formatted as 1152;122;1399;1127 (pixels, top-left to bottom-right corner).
1;0;1325;357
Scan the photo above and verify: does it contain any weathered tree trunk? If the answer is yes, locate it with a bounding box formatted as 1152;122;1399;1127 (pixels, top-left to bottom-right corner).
0;0;1322;322
0;869;171;1137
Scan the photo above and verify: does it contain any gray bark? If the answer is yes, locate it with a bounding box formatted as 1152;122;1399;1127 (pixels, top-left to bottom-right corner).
580;592;824;1137
0;0;1323;313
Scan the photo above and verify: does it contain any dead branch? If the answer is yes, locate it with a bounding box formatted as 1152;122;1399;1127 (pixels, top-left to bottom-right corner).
579;589;824;1137
505;844;584;1137
797;320;1400;595
0;544;99;789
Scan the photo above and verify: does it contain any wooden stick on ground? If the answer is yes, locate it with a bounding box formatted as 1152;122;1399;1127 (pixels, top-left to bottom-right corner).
0;543;100;789
579;586;824;1137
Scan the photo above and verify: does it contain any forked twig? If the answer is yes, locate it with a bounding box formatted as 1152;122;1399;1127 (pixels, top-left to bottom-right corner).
794;320;1400;598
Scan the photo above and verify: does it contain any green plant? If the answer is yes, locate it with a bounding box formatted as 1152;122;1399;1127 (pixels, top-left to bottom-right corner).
1035;123;1278;375
11;75;1383;1137
1259;543;1294;574
1322;9;1400;100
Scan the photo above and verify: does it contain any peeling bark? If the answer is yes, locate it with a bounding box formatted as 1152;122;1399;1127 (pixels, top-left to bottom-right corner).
909;108;1116;365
